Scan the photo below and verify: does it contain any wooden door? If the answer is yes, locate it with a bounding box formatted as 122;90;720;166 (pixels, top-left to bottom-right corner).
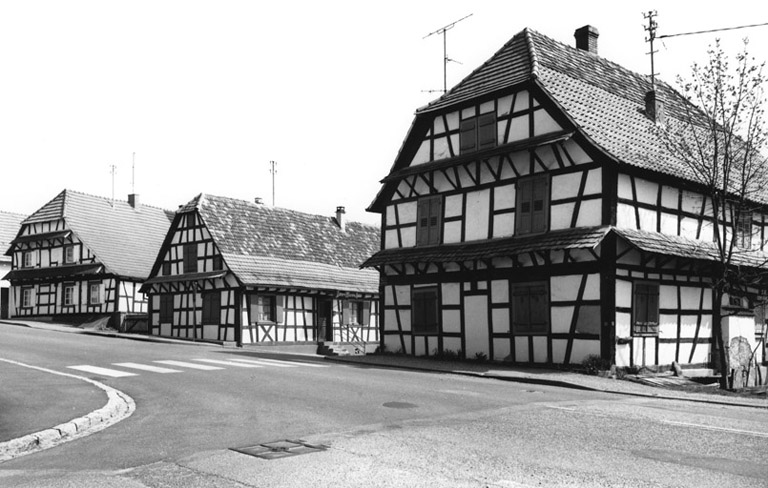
317;299;333;342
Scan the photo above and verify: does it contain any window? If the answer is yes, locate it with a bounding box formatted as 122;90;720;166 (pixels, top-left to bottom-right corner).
460;112;496;154
345;300;370;326
21;287;34;308
632;282;659;336
63;284;76;306
735;210;752;249
183;244;197;273
516;175;549;235
160;295;174;323
412;287;438;333
88;282;102;304
23;251;35;268
511;282;549;334
64;245;76;264
416;196;442;246
212;254;223;271
162;261;171;276
255;295;276;322
202;292;220;325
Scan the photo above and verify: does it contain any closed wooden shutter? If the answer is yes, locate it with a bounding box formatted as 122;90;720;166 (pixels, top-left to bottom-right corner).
183;244;197;273
633;283;659;335
478;112;496;149
417;199;431;246
531;177;549;233
362;301;371;326
512;282;549;334
460;118;477;153
516;176;549;235
516;179;532;234
417;196;442;246
275;296;284;325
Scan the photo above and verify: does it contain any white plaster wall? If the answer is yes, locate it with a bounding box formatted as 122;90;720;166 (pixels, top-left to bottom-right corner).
463;296;488;358
464;190;490;241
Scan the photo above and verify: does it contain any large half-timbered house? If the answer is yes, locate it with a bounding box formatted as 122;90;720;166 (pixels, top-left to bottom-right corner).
3;190;173;328
141;194;380;351
1;211;26;319
364;26;768;372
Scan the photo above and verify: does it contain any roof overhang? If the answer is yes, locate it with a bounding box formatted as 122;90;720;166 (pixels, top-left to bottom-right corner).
3;263;103;282
4;230;72;256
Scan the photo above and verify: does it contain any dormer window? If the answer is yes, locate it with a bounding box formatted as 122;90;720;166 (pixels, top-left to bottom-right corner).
460;112;496;154
22;251;35;268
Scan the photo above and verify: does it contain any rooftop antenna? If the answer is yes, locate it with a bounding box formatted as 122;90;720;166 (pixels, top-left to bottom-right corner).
643;10;659;91
131;152;135;194
269;160;277;206
109;164;117;207
423;13;473;94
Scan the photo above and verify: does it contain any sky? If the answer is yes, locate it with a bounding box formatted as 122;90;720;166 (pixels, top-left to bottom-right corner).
1;1;766;226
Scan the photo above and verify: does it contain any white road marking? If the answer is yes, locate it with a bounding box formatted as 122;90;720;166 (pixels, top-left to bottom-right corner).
113;362;182;374
228;358;298;368
662;419;768;438
545;405;576;411
67;365;137;378
154;360;224;371
193;359;263;368
251;357;329;368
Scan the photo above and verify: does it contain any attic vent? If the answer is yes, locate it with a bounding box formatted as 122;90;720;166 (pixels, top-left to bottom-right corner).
574;25;599;54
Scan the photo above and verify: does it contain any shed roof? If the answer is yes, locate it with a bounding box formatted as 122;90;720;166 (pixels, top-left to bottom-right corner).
0;211;26;264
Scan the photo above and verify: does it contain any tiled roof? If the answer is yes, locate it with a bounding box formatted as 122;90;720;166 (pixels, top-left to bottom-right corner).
362;226;610;267
17;190;173;280
613;227;768;269
413;27;752;201
0;211;26;263
183;194;380;294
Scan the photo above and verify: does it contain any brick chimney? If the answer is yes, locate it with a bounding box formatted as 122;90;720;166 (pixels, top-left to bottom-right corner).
574;25;599;54
128;193;141;210
335;206;346;232
645;90;665;123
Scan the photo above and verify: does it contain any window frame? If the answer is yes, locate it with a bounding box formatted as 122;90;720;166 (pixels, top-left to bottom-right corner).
459;112;496;154
412;286;439;334
735;210;753;249
21;287;34;308
254;294;277;324
63;245;76;264
22;251;35;268
183;243;197;274
63;283;76;307
159;294;174;323
632;281;660;337
416;195;443;247
344;300;370;326
511;281;550;335
201;291;220;325
88;281;102;305
515;174;550;235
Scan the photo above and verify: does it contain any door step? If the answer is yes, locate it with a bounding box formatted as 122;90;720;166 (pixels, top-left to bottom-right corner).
317;342;366;357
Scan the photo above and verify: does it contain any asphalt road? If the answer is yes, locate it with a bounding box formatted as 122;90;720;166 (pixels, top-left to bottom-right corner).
1;323;767;487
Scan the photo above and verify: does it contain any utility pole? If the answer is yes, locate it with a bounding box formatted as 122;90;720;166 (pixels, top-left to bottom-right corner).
110;164;117;207
423;13;473;94
269;160;277;206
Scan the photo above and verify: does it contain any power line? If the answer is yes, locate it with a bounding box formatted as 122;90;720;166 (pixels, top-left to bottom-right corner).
659;21;768;39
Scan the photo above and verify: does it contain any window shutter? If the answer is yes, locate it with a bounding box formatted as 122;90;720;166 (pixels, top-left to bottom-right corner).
275;296;284;325
362;301;371;326
460;118;477;153
478;113;496;149
531;177;549;233
516;180;532;234
529;285;548;333
428;197;442;245
417;199;431;246
512;286;529;333
646;285;659;327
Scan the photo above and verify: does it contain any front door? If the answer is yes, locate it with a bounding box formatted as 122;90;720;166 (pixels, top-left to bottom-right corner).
1;288;8;319
317;299;333;342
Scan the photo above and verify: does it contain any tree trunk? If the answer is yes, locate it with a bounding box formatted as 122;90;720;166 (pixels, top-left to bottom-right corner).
712;288;730;390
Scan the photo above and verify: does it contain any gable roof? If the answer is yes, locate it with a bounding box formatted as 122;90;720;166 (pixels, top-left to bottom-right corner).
377;27;757;205
180;194;380;294
0;211;26;264
15;190;173;279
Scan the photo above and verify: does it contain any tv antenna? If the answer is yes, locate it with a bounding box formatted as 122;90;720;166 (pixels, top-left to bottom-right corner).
131;152;136;194
423;13;473;94
269;160;277;206
643;10;659;91
109;164;117;207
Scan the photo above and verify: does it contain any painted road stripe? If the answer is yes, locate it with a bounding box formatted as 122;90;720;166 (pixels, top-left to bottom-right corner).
253;357;329;368
113;362;182;374
154;360;223;371
193;359;263;368
67;365;138;378
662;420;768;438
228;358;298;368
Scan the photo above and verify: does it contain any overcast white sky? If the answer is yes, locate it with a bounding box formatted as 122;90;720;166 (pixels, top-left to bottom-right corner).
1;1;766;225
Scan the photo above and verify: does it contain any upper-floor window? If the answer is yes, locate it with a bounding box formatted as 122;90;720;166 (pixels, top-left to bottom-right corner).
511;282;549;334
212;254;223;271
22;251;35;268
460;112;496;154
64;245;76;264
735;210;752;249
412;287;439;334
632;282;659;336
416;196;442;246
202;292;220;325
183;243;197;274
162;261;171;276
516;175;549;235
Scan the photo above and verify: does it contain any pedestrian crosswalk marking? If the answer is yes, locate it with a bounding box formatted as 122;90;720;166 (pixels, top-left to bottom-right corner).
113;362;182;374
154;360;224;371
194;358;263;368
252;357;329;368
229;358;298;368
67;365;138;378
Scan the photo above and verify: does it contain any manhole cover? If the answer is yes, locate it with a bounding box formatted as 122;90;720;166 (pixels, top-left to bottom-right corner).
231;439;328;460
383;401;418;409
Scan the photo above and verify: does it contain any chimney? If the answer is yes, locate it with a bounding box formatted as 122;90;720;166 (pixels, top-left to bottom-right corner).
335;206;346;232
254;197;264;205
574;25;599;54
645;90;665;123
128;193;141;210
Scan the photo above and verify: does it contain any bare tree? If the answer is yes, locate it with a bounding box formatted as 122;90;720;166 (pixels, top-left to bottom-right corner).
660;39;768;389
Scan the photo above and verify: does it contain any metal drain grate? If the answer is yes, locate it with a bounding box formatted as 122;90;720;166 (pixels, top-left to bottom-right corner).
231;439;329;460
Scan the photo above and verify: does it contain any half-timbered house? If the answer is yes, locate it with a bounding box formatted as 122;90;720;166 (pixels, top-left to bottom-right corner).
364;25;768;373
3;190;173;328
141;194;380;352
0;211;26;319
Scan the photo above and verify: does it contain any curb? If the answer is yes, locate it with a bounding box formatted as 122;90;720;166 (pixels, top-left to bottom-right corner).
325;356;768;410
0;358;136;463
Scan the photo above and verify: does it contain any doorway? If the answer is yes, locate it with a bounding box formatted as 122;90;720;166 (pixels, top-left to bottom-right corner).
317;299;333;342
